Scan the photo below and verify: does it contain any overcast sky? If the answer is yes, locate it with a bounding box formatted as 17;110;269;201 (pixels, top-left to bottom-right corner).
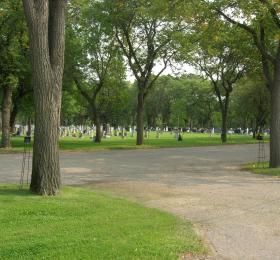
125;62;198;83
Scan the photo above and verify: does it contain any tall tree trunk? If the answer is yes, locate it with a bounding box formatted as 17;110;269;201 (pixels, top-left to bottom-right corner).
10;104;18;134
91;100;101;143
27;117;32;136
220;95;229;144
10;80;28;133
136;88;145;145
270;68;280;167
94;119;101;143
23;0;66;195
147;116;151;129
1;86;12;148
221;111;227;143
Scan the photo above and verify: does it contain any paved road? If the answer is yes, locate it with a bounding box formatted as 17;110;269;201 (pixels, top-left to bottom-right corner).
1;144;279;259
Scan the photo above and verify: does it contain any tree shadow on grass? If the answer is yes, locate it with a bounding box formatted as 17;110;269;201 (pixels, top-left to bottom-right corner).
0;185;33;196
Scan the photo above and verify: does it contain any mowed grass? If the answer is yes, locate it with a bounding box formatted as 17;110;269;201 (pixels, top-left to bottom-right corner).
246;162;280;177
1;132;265;153
0;186;207;260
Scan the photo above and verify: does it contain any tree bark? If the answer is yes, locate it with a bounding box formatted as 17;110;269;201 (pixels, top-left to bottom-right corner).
90;99;101;143
10;80;28;133
27;117;32;136
221;111;227;143
10;104;18;134
23;0;66;195
219;93;230;143
270;63;280;167
94;119;101;143
1;86;12;148
136;89;145;145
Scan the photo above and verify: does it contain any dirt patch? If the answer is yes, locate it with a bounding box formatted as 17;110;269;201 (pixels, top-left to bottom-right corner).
180;252;213;260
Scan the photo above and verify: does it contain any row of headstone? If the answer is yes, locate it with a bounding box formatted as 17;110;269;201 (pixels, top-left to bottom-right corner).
11;123;171;139
58;125;139;140
13;124;264;140
13;124;34;136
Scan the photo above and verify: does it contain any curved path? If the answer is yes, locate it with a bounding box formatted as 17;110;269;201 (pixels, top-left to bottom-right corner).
1;144;279;259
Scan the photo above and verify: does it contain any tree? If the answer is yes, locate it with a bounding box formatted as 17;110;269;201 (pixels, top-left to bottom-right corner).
170;75;217;129
231;74;270;135
1;85;12;147
213;0;280;166
65;0;125;142
180;17;249;142
196;50;246;142
60;87;87;126
143;74;218;129
144;75;174;128
98;82;134;130
0;0;27;147
22;0;67;195
10;73;32;133
105;0;184;145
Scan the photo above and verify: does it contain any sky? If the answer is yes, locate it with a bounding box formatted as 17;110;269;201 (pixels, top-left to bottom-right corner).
126;62;198;82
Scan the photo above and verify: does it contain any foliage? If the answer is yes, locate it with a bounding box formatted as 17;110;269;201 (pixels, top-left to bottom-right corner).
0;0;272;146
144;75;217;128
0;0;30;94
231;74;270;129
64;0;127;129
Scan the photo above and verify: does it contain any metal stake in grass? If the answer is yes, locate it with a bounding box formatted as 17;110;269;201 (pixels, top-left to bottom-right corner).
19;136;32;189
256;133;266;168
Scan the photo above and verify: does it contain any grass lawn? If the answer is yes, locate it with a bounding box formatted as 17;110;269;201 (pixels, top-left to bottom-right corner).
0;185;207;260
246;162;280;177
0;132;266;153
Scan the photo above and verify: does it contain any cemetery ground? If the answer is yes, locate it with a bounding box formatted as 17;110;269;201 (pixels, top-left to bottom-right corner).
0;186;206;259
0;132;265;154
1;144;280;259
